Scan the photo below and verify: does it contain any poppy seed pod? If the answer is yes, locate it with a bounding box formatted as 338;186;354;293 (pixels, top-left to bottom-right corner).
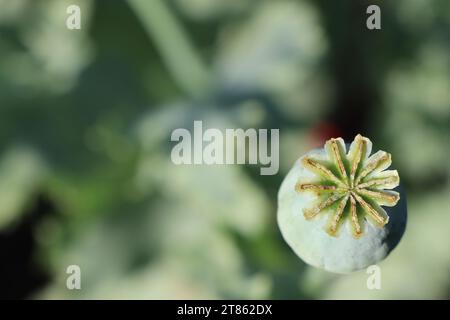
277;135;407;273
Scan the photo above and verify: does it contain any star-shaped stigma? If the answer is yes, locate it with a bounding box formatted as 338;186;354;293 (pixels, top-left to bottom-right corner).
295;134;400;238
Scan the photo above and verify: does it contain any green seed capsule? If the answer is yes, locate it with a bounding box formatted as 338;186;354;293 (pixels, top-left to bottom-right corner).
277;135;407;273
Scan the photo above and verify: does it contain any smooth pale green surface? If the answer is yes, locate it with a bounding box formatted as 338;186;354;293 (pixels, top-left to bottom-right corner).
277;148;407;274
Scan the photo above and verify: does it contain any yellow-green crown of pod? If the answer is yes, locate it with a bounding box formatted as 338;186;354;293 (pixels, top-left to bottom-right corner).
295;134;400;239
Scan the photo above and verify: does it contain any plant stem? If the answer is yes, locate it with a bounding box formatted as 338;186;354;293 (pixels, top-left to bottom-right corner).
128;0;210;99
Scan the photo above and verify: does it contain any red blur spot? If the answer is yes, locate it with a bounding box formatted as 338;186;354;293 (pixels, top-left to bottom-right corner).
307;122;343;148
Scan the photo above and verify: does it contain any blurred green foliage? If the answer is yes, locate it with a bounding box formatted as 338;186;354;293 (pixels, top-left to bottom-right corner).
0;0;449;299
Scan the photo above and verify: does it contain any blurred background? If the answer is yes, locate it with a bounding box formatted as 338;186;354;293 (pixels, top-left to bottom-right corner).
0;0;449;299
